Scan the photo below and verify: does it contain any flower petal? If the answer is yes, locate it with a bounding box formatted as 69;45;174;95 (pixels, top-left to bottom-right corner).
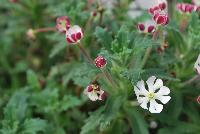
134;86;140;97
138;97;149;109
149;100;163;113
153;78;163;90
194;54;200;74
156;96;171;104
146;76;156;92
136;80;148;95
155;86;170;95
87;91;99;101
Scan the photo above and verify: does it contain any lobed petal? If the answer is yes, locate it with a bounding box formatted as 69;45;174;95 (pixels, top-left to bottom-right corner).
156;96;171;104
155;86;170;95
149;100;163;113
88;91;99;101
146;76;156;92
136;80;148;95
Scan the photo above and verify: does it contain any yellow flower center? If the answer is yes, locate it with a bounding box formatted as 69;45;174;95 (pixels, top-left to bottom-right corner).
148;92;155;100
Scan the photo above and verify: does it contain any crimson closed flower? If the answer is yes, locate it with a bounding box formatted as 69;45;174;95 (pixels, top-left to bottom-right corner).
66;25;84;44
94;56;107;68
137;23;145;31
153;13;169;26
56;16;70;33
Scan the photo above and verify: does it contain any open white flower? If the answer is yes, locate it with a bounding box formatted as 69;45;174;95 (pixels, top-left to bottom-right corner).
194;54;200;74
134;76;171;113
84;84;106;101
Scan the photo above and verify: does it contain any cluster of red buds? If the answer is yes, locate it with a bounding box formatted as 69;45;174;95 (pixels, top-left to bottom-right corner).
84;83;106;101
149;2;169;26
176;3;200;13
137;23;156;34
137;2;169;33
56;16;84;44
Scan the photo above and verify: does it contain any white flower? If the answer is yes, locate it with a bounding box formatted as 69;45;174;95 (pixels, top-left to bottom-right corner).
194;54;200;74
134;76;171;113
84;84;106;101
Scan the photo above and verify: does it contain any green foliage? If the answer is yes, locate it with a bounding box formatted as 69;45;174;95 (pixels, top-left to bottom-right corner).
0;0;200;133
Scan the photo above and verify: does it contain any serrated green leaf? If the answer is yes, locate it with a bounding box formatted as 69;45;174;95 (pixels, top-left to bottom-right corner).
27;70;40;89
95;27;113;50
21;118;48;134
80;107;104;134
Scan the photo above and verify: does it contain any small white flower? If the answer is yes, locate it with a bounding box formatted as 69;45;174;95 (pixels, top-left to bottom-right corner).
134;76;171;113
84;84;106;101
194;54;200;74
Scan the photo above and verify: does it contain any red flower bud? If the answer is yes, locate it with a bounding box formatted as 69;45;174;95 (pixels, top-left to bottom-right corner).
147;25;155;33
137;23;145;31
92;11;97;16
94;56;107;68
56;16;70;33
159;2;166;10
87;85;93;92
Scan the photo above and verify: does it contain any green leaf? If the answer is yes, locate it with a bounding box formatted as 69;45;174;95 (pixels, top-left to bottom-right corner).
49;42;66;58
4;90;29;121
142;69;180;81
27;70;40;89
21;118;48;134
95;27;113;50
124;107;149;134
80;107;104;134
60;95;81;111
100;94;126;130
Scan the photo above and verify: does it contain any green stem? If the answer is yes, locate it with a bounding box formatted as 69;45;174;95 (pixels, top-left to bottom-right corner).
77;43;93;64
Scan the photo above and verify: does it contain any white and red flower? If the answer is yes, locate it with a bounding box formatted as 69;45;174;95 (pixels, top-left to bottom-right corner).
56;16;70;33
194;54;200;74
176;3;200;13
94;56;107;68
84;84;106;101
153;13;169;26
134;76;171;113
65;25;84;44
